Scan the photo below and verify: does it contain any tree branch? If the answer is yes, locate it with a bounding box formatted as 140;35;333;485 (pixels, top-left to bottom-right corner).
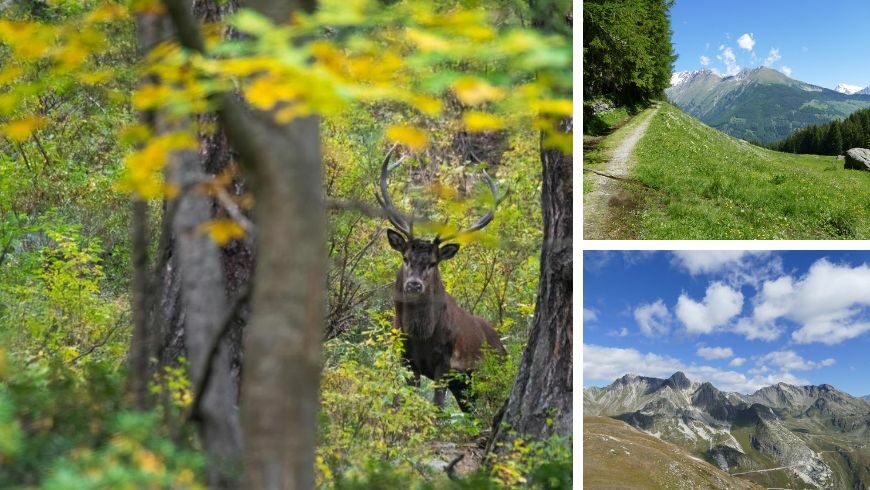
185;285;251;423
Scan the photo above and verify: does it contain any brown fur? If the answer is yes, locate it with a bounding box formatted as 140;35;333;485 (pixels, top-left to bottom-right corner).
392;246;506;411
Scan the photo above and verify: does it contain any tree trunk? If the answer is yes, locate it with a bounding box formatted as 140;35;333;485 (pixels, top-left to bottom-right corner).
488;0;573;451
165;137;243;488
160;0;324;486
489;121;573;449
136;2;246;486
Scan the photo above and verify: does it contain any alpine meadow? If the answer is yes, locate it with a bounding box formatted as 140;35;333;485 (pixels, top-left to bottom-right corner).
0;1;573;488
583;0;870;240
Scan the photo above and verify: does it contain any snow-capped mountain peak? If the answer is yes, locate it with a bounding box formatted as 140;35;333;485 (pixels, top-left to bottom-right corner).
856;85;870;95
835;83;863;95
670;69;717;87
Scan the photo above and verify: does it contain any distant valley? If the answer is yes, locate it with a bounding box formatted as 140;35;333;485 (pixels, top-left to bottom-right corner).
666;66;870;144
585;372;870;489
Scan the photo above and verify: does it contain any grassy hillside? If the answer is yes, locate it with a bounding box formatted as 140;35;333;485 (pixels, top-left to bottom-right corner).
629;103;870;239
584;416;762;490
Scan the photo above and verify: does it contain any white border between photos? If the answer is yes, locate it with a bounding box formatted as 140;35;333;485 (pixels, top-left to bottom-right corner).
571;2;870;485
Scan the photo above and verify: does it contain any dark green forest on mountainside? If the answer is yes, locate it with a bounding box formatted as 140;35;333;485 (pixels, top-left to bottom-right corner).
582;0;676;126
772;107;870;155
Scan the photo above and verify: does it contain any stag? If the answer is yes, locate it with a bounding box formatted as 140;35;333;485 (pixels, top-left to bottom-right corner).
377;147;506;412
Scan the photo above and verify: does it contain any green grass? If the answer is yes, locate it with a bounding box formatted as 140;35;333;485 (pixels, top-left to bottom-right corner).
583;106;657;196
630;103;870;239
584;107;631;136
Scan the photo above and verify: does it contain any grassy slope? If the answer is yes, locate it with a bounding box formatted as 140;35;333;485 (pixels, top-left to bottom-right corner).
630;103;870;239
584;416;762;490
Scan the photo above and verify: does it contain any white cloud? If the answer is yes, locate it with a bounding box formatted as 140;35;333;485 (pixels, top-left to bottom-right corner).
781;66;792;76
584;344;809;394
755;350;835;371
697;346;734;360
737;33;755;50
676;282;744;334
700;55;711;66
763;47;781;66
672;251;768;275
634;300;671;337
738;259;870;345
672;251;781;290
608;327;629;337
584;308;598;323
716;46;741;76
729;357;746;367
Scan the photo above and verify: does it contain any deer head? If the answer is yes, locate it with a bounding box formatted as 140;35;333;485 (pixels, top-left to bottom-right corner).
377;145;498;297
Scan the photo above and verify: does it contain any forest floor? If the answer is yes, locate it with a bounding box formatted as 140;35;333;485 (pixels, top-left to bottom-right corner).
582;105;658;240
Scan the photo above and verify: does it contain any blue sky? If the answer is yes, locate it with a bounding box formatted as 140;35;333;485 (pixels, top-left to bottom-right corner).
670;0;870;90
583;251;870;397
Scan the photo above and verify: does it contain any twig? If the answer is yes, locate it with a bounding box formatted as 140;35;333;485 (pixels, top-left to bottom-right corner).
326;197;389;218
583;168;652;188
212;184;255;232
70;315;128;365
445;453;465;481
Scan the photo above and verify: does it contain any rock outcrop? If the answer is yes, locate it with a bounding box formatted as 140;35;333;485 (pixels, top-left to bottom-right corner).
844;148;870;171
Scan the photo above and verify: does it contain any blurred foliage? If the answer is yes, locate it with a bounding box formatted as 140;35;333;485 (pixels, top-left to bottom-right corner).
0;0;571;486
0;356;203;487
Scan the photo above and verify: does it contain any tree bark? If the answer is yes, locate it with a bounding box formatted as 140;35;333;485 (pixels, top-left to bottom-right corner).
160;1;324;487
166;137;243;488
488;0;573;451
137;2;246;486
235;3;323;486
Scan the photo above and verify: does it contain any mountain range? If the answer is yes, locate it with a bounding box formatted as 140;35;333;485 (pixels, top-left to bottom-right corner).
666;67;870;144
585;372;870;489
835;83;870;96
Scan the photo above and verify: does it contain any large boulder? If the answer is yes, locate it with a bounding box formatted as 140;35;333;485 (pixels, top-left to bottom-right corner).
844;148;870;171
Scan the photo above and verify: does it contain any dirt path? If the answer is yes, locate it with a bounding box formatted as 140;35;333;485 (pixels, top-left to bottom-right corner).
729;463;803;476
583;106;658;239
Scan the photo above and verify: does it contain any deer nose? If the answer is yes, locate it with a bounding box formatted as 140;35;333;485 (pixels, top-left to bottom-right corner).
404;280;424;293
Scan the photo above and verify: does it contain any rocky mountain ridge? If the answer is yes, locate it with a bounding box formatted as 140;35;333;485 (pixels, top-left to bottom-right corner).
585;372;870;489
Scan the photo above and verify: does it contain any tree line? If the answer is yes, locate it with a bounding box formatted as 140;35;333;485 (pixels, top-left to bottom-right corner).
583;0;676;112
771;108;870;155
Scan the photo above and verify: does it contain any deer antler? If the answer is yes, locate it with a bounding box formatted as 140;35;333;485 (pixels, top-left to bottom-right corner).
435;169;499;243
376;144;413;237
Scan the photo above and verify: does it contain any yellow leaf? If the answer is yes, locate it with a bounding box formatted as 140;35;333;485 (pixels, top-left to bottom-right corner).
199;219;246;246
463;112;503;132
0;66;23;85
132;84;172;110
452;77;505;106
385;125;428;150
86;3;129;23
245;77;291;111
533;99;573;116
542;130;573;154
405;28;449;52
409;95;442;116
78;70;113;85
1;116;46;142
135;449;164;474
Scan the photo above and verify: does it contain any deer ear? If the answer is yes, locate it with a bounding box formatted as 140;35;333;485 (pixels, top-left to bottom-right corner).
439;243;460;261
386;229;406;251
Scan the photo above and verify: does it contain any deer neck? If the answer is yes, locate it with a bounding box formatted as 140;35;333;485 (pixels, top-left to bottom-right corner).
396;271;447;339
